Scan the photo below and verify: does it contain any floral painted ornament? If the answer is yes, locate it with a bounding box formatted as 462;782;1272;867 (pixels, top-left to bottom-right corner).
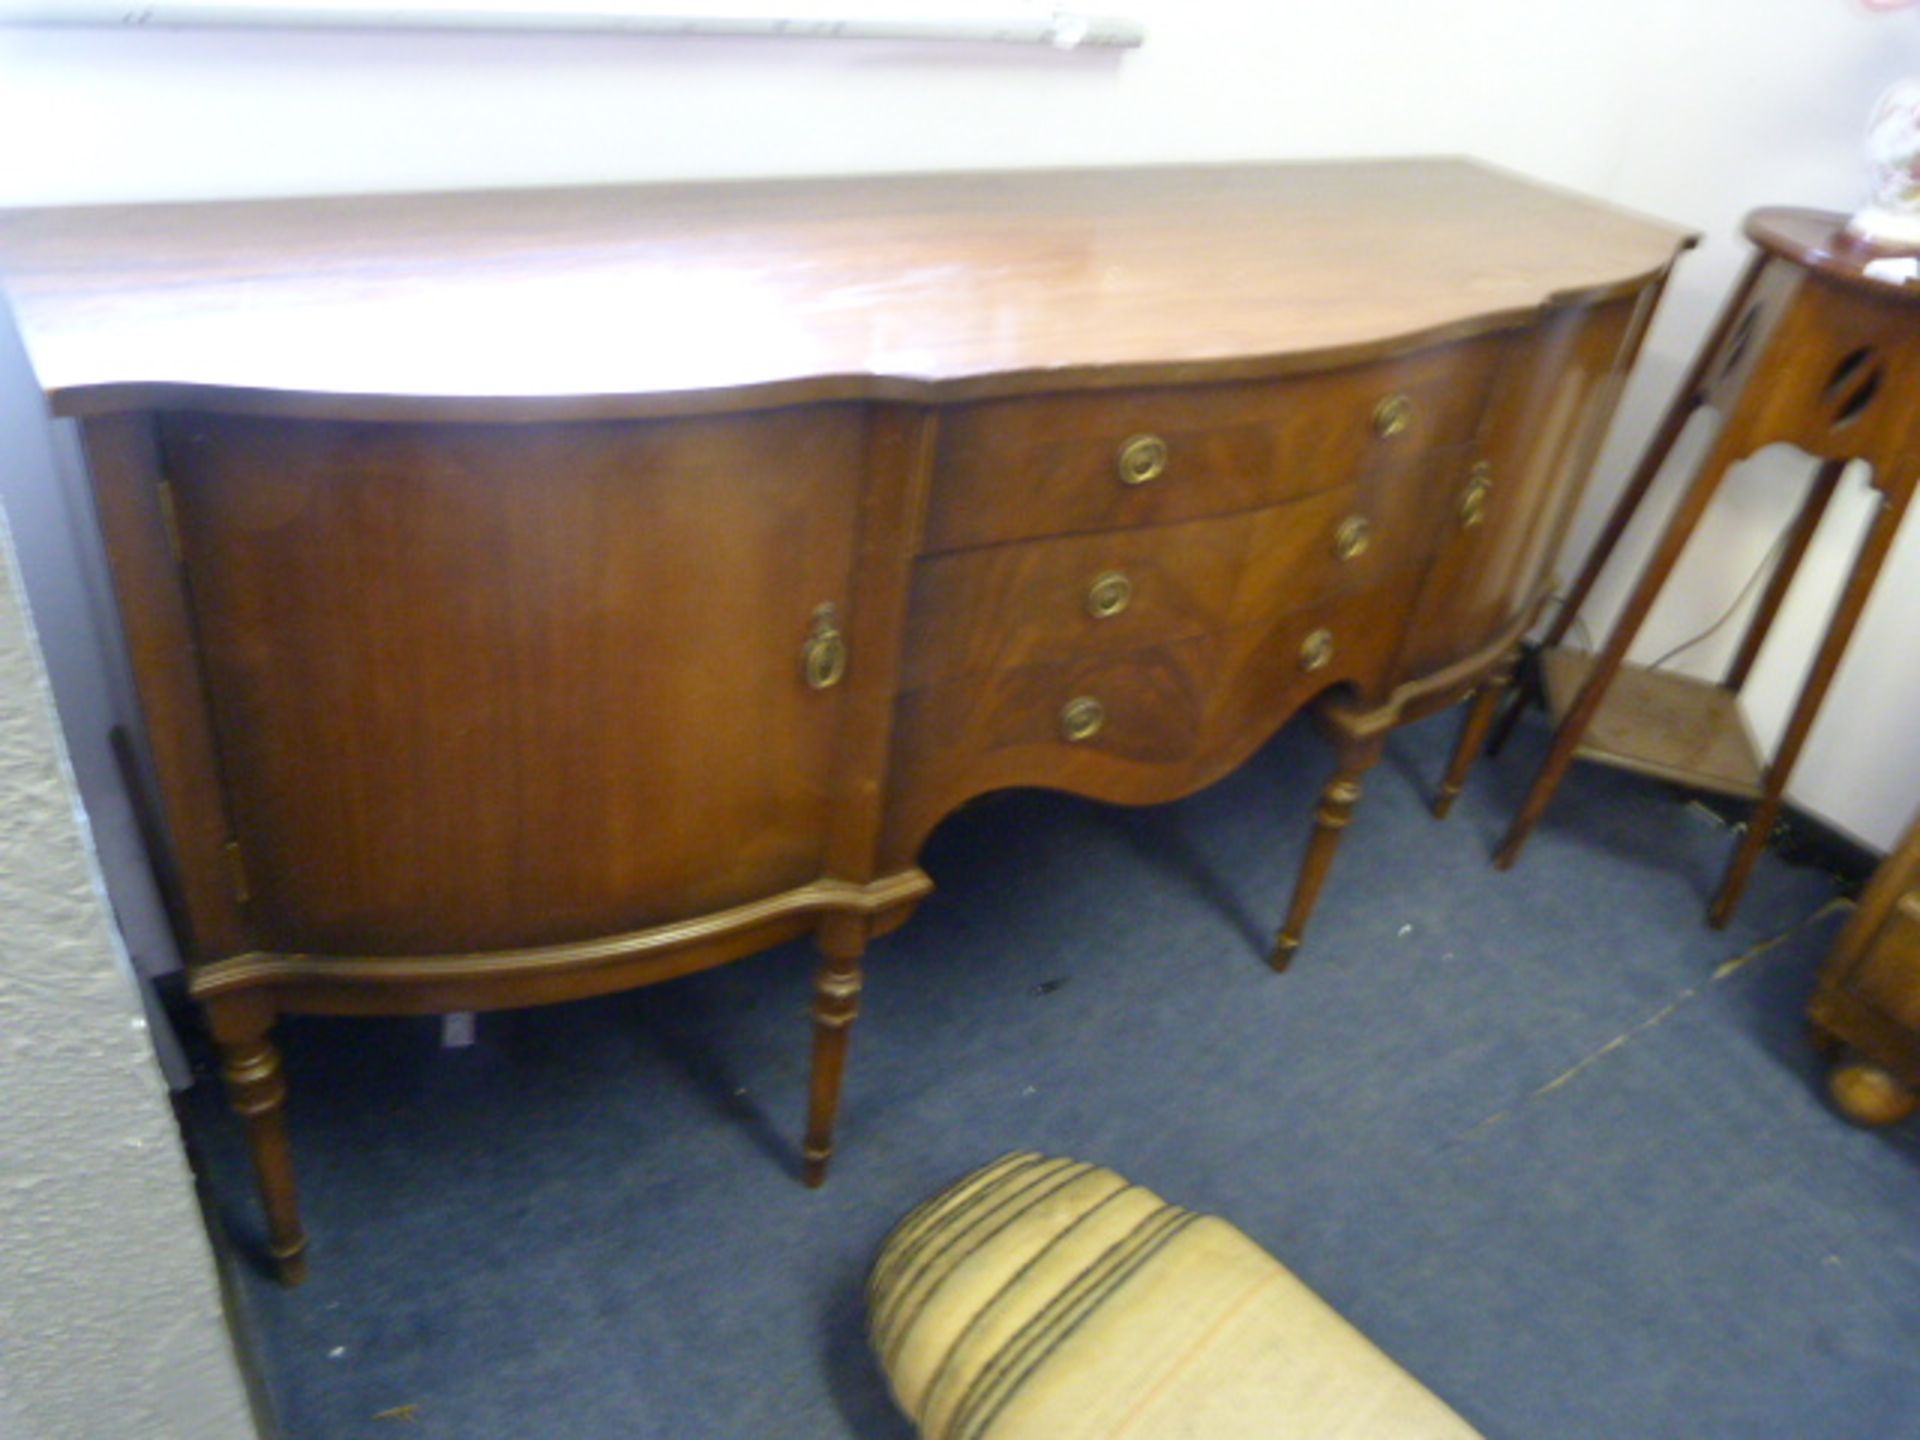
1850;0;1920;245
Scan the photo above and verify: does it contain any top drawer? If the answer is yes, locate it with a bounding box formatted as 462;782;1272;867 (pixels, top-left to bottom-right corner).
923;336;1503;553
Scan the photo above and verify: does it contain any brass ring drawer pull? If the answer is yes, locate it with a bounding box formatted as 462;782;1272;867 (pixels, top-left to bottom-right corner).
1116;433;1169;486
1460;463;1494;528
1372;393;1413;439
802;603;848;690
1333;515;1372;562
1299;628;1335;673
1086;570;1133;619
1060;695;1107;743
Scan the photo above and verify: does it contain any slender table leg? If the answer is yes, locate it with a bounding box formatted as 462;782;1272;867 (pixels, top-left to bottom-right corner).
1709;480;1915;927
1482;656;1539;760
205;994;308;1286
1539;253;1768;655
1720;457;1845;692
1494;408;1764;870
1433;652;1518;820
1484;257;1768;761
1485;393;1709;765
801;913;868;1186
1272;730;1386;971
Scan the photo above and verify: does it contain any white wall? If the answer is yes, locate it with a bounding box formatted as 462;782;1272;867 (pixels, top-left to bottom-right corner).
0;0;1915;850
0;507;261;1440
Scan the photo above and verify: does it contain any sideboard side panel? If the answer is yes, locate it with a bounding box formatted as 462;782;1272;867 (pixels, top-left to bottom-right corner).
79;413;251;960
1393;290;1654;680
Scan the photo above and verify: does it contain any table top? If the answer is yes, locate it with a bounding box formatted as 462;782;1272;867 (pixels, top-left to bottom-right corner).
0;159;1693;421
1745;207;1920;305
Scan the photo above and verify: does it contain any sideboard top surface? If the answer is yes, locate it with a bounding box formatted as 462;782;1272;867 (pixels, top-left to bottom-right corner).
0;159;1691;420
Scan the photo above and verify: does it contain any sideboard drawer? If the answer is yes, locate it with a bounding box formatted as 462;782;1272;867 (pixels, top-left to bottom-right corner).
902;463;1447;690
922;338;1501;553
900;633;1217;771
882;576;1419;862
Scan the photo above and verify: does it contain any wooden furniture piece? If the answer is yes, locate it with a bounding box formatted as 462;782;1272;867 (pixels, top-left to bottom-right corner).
1495;210;1920;927
1812;807;1920;1127
0;162;1689;1284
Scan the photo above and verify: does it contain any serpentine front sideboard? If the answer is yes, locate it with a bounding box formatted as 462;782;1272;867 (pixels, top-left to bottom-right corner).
0;161;1691;1283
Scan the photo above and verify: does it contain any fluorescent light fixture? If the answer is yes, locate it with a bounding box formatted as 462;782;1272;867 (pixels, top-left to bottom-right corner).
0;1;1145;46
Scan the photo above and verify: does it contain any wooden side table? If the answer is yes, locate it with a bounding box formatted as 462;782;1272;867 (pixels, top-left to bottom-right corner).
1493;209;1920;927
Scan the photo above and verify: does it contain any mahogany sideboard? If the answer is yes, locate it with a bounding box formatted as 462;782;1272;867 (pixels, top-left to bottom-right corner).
0;161;1691;1282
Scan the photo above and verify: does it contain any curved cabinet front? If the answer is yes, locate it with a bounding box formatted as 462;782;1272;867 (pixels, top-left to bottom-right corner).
159;408;872;958
1393;293;1651;682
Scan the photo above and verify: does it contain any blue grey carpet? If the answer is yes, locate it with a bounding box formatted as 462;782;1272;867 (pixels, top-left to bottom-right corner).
181;711;1920;1439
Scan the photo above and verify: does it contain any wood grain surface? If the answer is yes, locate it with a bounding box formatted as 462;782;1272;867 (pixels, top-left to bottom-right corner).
161;406;868;955
0;160;1690;419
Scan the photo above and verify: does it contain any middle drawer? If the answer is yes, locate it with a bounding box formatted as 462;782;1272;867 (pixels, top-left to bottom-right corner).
900;459;1448;692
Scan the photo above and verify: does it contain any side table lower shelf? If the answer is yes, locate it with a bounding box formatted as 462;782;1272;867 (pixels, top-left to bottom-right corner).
1538;648;1765;800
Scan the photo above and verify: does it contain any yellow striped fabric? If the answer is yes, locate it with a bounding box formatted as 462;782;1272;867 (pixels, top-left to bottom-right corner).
869;1154;1484;1440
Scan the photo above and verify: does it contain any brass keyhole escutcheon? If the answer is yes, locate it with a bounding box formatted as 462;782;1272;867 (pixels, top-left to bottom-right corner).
1299;628;1335;674
1460;463;1494;528
1372;394;1413;439
1060;695;1107;743
1116;433;1169;486
1086;571;1133;619
802;603;848;690
1333;515;1372;562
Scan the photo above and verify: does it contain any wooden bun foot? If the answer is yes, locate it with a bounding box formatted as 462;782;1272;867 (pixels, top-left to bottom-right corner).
1828;1058;1920;1128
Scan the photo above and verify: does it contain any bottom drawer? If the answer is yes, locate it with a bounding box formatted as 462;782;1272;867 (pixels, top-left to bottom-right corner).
882;576;1418;864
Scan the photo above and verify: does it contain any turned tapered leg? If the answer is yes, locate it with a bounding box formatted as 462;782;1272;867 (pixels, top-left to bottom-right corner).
1433;654;1518;820
205;996;307;1286
1272;733;1386;972
1708;482;1915;928
1483;651;1543;760
1539;255;1765;655
801;915;868;1187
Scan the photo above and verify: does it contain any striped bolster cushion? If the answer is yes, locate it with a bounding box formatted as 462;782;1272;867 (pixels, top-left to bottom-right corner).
868;1154;1483;1440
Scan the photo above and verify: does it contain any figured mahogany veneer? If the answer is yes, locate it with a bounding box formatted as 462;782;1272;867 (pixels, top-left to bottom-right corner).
920;338;1499;552
0;161;1691;1283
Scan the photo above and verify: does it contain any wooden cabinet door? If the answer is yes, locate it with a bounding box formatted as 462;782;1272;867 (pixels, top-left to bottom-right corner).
160;406;867;957
1394;296;1645;679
